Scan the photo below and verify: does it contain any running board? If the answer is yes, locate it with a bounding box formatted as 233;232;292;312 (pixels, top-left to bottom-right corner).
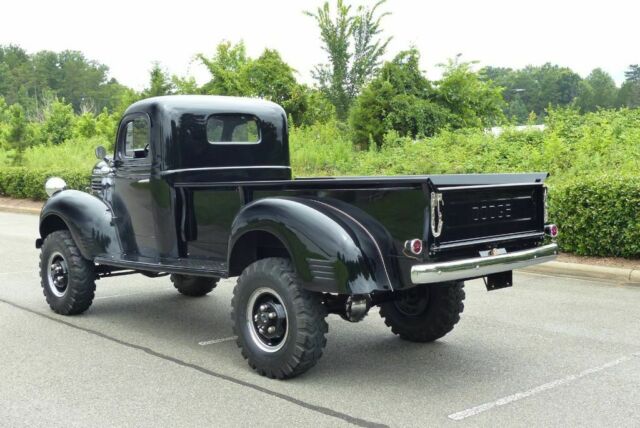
94;255;228;278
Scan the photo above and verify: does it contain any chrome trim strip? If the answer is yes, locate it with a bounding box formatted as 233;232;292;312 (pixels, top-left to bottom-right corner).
411;243;558;284
313;200;394;291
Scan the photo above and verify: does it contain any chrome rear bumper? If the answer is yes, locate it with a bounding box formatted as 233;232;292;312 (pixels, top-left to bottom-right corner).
411;243;558;284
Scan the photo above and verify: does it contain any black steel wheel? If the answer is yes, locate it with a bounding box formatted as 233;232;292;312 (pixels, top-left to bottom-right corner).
39;230;96;315
231;257;328;379
170;274;218;297
379;282;465;342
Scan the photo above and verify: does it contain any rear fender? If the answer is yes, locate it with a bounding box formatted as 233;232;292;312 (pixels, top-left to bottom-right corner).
228;197;398;294
38;190;121;260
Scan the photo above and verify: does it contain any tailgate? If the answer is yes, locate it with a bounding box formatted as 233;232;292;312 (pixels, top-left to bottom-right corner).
427;180;546;252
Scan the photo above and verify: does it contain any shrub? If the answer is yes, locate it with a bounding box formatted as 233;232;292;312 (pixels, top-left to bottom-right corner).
549;176;640;257
0;167;90;200
21;136;107;171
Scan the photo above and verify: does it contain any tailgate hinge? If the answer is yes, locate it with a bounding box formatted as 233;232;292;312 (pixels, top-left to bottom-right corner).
430;191;444;238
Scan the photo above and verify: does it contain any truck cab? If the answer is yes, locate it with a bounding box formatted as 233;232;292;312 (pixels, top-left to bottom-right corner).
36;95;558;379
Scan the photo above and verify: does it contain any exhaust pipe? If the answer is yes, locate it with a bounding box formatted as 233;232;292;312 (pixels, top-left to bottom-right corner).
341;295;370;322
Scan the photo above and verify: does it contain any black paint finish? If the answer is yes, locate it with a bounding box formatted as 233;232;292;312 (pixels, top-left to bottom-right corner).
37;95;550;295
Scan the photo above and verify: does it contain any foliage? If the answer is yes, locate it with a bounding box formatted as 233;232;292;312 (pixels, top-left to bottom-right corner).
350;51;503;148
549;176;640;257
482;63;589;122
305;0;391;119
434;59;505;129
0;45;128;113
617;65;640;108
197;41;333;127
41;100;75;145
293;107;640;180
142;62;174;98
5;104;29;164
0;167;89;200
575;68;618;112
198;41;250;96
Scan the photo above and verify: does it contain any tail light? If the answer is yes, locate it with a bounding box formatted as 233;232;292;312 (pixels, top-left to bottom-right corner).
545;224;559;238
405;239;423;255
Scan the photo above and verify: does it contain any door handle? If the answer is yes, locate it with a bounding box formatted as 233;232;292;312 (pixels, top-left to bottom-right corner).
137;178;150;184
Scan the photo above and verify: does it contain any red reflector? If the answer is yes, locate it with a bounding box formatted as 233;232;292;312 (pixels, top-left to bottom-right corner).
410;239;423;255
545;224;559;238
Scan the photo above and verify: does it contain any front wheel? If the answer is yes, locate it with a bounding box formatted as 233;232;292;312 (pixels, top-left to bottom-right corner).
379;282;465;342
39;230;96;315
231;258;328;379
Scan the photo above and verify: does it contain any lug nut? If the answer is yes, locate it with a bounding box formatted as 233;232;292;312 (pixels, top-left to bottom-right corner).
253;314;259;322
259;304;267;312
267;326;275;334
268;312;276;319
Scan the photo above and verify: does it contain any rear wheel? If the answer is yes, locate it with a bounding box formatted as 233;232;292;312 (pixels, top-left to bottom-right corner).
170;274;218;297
39;230;96;315
379;282;465;342
231;258;328;379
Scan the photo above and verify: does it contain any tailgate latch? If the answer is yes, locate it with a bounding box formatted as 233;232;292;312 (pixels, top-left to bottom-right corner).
430;192;444;237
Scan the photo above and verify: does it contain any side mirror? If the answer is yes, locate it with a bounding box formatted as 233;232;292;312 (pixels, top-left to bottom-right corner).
95;146;108;160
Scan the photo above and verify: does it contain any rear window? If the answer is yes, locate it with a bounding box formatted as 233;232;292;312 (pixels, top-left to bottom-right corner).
206;114;260;144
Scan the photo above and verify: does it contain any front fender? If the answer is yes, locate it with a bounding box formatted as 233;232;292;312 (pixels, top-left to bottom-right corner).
38;190;120;260
228;197;398;294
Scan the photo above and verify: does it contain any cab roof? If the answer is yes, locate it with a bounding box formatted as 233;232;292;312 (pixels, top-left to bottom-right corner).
124;95;285;117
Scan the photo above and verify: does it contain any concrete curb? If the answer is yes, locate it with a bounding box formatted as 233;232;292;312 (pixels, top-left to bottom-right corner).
523;261;640;285
0;203;41;215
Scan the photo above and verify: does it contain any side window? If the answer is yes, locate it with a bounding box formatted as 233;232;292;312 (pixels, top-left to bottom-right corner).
206;114;260;144
123;117;150;159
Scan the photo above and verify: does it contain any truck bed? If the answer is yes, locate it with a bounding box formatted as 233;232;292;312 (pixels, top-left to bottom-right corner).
167;170;548;264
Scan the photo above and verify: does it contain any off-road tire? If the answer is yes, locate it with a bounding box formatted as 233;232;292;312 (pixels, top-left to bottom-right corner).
380;282;465;342
39;230;96;315
231;257;328;379
170;274;218;297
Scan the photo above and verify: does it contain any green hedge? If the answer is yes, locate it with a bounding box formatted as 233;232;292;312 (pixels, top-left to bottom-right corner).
0;167;90;200
549;176;640;258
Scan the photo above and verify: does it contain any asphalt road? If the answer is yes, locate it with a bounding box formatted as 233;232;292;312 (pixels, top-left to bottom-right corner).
1;211;639;427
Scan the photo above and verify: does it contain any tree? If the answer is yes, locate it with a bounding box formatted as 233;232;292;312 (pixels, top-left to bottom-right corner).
480;63;585;120
41;100;75;145
306;0;391;119
172;75;200;94
198;41;250;96
576;68;618;112
618;65;640;108
244;49;297;104
198;42;317;126
350;49;449;148
0;45;128;113
142;62;174;98
434;59;505;129
624;64;640;82
297;88;336;126
6;104;29;164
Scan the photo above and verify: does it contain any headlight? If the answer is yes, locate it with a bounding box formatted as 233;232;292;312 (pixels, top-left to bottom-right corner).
45;177;67;197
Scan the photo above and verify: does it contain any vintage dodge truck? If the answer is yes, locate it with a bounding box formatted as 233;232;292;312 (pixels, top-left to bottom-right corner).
36;95;558;379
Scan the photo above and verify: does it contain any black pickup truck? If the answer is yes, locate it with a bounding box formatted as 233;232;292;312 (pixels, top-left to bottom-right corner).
36;95;558;379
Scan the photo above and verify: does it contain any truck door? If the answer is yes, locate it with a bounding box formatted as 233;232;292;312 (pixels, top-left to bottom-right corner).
112;114;156;257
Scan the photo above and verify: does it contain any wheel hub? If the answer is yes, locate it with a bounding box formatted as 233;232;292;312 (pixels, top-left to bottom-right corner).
246;287;288;352
47;252;69;297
